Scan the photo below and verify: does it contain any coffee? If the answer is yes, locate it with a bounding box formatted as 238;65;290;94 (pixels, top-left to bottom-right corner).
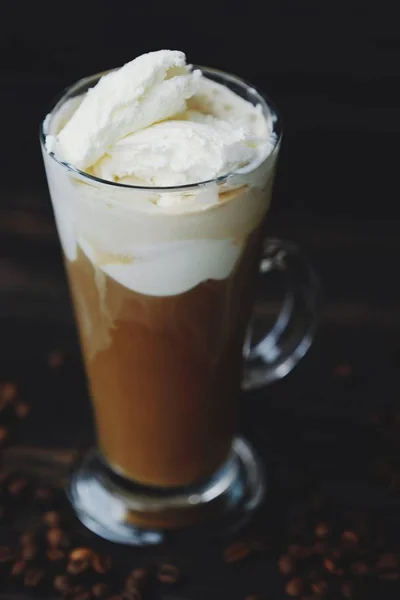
66;220;264;487
42;50;279;496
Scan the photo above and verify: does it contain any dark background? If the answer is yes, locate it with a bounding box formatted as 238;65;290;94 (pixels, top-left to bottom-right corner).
1;5;400;598
1;0;399;222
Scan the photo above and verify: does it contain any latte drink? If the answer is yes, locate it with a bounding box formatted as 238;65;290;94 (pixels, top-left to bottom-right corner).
42;50;279;490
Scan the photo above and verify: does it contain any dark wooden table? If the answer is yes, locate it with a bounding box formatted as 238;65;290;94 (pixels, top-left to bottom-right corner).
1;188;400;599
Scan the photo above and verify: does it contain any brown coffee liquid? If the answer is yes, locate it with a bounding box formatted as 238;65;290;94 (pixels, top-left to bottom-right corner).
66;229;263;488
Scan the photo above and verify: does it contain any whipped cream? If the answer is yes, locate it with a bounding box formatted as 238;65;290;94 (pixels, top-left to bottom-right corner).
46;50;275;191
42;50;279;299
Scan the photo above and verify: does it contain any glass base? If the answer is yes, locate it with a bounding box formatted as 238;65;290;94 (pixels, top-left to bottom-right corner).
68;437;266;546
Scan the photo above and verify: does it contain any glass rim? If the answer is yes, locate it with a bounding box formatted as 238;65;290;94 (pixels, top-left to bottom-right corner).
40;64;282;193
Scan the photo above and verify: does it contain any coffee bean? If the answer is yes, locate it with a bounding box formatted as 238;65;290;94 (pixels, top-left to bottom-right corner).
20;530;37;547
47;527;69;549
42;510;62;528
315;522;330;539
323;557;344;576
47;548;66;563
11;559;27;578
8;477;29;497
54;574;71;593
24;567;46;589
0;426;9;444
21;543;39;561
67;548;94;575
341;531;359;546
223;541;252;564
126;567;149;591
311;579;328;594
92;553;112;574
285;577;304;597
157;563;181;584
15;401;30;419
0;382;17;404
92;582;109;597
277;554;296;575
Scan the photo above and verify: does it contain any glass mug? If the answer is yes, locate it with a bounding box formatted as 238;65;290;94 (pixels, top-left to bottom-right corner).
40;67;320;545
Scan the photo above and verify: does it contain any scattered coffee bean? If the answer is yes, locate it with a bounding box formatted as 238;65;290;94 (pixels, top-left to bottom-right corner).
47;527;69;549
157;563;181;584
341;531;359;545
277;554;296;575
8;477;29;497
323;558;342;575
92;552;112;574
11;559;27;578
54;574;72;593
314;522;330;539
47;548;66;563
0;426;9;444
0;382;17;403
24;567;46;589
92;582;109;597
21;543;39;561
15;401;30;419
67;547;94;575
223;541;252;564
311;579;328;594
126;567;150;591
285;577;304;597
42;510;62;528
20;530;37;547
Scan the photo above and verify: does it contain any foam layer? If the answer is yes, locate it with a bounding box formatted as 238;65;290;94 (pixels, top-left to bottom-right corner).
42;51;279;296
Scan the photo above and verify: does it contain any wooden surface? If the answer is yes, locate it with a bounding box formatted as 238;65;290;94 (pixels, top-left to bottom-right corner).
1;187;400;598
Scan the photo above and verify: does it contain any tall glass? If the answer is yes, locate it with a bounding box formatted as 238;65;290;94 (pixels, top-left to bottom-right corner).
40;67;320;544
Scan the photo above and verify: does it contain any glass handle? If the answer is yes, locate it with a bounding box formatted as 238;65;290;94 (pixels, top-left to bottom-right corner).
242;238;322;390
